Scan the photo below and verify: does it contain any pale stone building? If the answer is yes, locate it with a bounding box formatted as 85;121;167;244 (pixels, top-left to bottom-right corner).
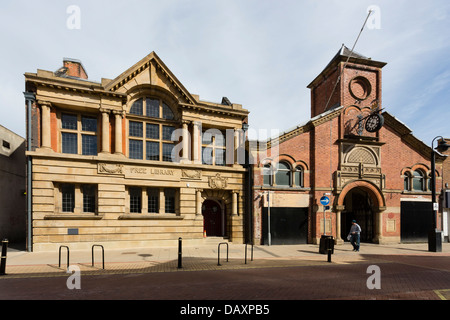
0;125;26;244
24;53;249;252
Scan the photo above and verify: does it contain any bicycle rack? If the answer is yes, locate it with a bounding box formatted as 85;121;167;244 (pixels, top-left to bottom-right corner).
245;243;254;264
58;245;70;269
92;245;105;269
217;242;229;266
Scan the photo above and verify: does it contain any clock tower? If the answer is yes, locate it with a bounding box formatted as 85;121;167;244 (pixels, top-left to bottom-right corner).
307;44;387;138
307;45;388;244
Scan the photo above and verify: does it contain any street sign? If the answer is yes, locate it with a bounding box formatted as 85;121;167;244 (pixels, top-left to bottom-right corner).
320;196;330;206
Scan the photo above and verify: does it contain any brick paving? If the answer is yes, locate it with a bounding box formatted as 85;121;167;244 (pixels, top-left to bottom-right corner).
1;242;450;301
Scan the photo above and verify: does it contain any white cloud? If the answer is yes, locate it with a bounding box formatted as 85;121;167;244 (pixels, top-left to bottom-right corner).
0;0;448;143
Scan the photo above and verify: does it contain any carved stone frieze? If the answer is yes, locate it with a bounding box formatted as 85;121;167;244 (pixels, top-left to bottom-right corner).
98;163;124;175
181;169;202;180
208;173;228;189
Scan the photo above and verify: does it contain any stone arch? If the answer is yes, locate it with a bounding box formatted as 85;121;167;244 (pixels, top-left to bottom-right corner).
344;146;378;166
335;180;386;244
337;180;385;209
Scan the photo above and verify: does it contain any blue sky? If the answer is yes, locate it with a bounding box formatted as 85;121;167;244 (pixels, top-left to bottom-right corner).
0;0;449;146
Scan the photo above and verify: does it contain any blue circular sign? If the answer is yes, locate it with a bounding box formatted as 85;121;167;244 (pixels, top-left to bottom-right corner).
320;196;330;206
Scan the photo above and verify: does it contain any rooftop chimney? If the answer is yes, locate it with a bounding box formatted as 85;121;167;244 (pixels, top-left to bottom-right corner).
62;58;88;80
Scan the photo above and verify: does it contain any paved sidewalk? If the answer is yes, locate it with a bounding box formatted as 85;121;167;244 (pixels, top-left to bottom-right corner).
2;241;450;279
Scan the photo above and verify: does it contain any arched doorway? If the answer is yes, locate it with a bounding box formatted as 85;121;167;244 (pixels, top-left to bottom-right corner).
336;180;385;243
202;199;226;237
341;188;374;242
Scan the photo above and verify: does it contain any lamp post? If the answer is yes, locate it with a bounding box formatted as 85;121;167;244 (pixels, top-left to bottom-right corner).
429;136;450;252
242;123;252;245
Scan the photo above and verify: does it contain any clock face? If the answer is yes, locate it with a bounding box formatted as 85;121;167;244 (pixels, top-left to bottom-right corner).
365;114;384;133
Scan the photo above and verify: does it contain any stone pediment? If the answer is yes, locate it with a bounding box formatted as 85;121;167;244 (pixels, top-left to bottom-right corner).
104;52;195;105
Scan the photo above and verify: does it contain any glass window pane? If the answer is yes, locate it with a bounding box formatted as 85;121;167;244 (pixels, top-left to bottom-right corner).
81;117;97;132
202;147;213;165
147;188;159;213
62;114;78;130
263;165;272;186
294;167;303;187
412;170;424;191
129;140;143;159
162;103;174;120
129;121;143;137
215;148;226;166
165;189;176;213
404;176;410;191
62;132;78;154
129;187;142;213
82;134;97;155
162;126;175;141
214;132;225;147
202;131;213;145
146;99;160;118
146;141;160;161
146;123;159;140
82;185;96;213
276;162;291;186
130;99;143;115
163;143;174;162
61;184;75;213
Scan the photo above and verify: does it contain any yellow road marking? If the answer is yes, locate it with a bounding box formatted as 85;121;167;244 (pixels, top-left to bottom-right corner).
434;289;450;300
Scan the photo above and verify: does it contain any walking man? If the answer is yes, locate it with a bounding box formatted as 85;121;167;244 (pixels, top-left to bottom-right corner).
348;220;361;252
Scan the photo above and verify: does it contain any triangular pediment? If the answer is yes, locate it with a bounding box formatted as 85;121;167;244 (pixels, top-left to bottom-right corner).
104;52;195;105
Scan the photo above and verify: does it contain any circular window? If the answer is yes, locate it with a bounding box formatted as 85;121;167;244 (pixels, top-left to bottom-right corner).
349;76;371;100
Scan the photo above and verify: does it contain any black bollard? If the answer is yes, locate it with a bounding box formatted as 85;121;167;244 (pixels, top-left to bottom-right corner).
0;239;8;275
177;237;182;269
327;248;332;263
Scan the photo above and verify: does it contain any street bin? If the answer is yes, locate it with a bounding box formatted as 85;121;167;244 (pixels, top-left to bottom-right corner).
319;235;334;254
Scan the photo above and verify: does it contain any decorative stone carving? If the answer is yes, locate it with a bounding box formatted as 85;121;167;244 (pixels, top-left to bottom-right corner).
181;169;202;180
98;163;124;175
208;173;228;189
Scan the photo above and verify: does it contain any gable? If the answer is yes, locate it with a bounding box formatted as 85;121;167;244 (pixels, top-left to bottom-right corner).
104;52;195;105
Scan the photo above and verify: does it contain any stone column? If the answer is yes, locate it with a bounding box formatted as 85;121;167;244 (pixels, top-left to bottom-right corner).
100;108;110;154
181;120;190;162
335;205;345;244
159;188;166;215
192;121;201;164
234;129;240;165
141;189;148;214
232;191;239;216
113;110;123;155
196;189;203;216
39;101;52;150
74;185;82;214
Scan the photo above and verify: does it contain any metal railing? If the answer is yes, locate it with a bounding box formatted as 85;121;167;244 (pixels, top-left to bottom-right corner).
245;243;254;264
92;245;105;269
58;245;70;269
217;242;229;266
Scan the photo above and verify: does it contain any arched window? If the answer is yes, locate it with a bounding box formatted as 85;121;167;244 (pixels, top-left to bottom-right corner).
275;162;291;186
294;166;304;187
263;163;273;186
128;98;177;162
403;172;411;191
412;170;425;191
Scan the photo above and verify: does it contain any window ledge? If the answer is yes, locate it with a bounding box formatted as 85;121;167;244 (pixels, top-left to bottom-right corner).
118;214;184;220
44;214;103;220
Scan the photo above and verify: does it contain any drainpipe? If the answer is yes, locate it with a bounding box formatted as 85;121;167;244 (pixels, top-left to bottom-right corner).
23;92;35;252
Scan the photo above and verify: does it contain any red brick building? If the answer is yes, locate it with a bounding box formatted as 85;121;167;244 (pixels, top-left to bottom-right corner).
251;46;446;245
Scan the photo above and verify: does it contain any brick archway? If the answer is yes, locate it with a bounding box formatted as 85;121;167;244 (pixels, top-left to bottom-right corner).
337;180;385;209
335;180;386;243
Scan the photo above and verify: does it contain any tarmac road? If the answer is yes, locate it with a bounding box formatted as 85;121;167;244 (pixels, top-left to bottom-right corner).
1;242;450;318
1;254;450;302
